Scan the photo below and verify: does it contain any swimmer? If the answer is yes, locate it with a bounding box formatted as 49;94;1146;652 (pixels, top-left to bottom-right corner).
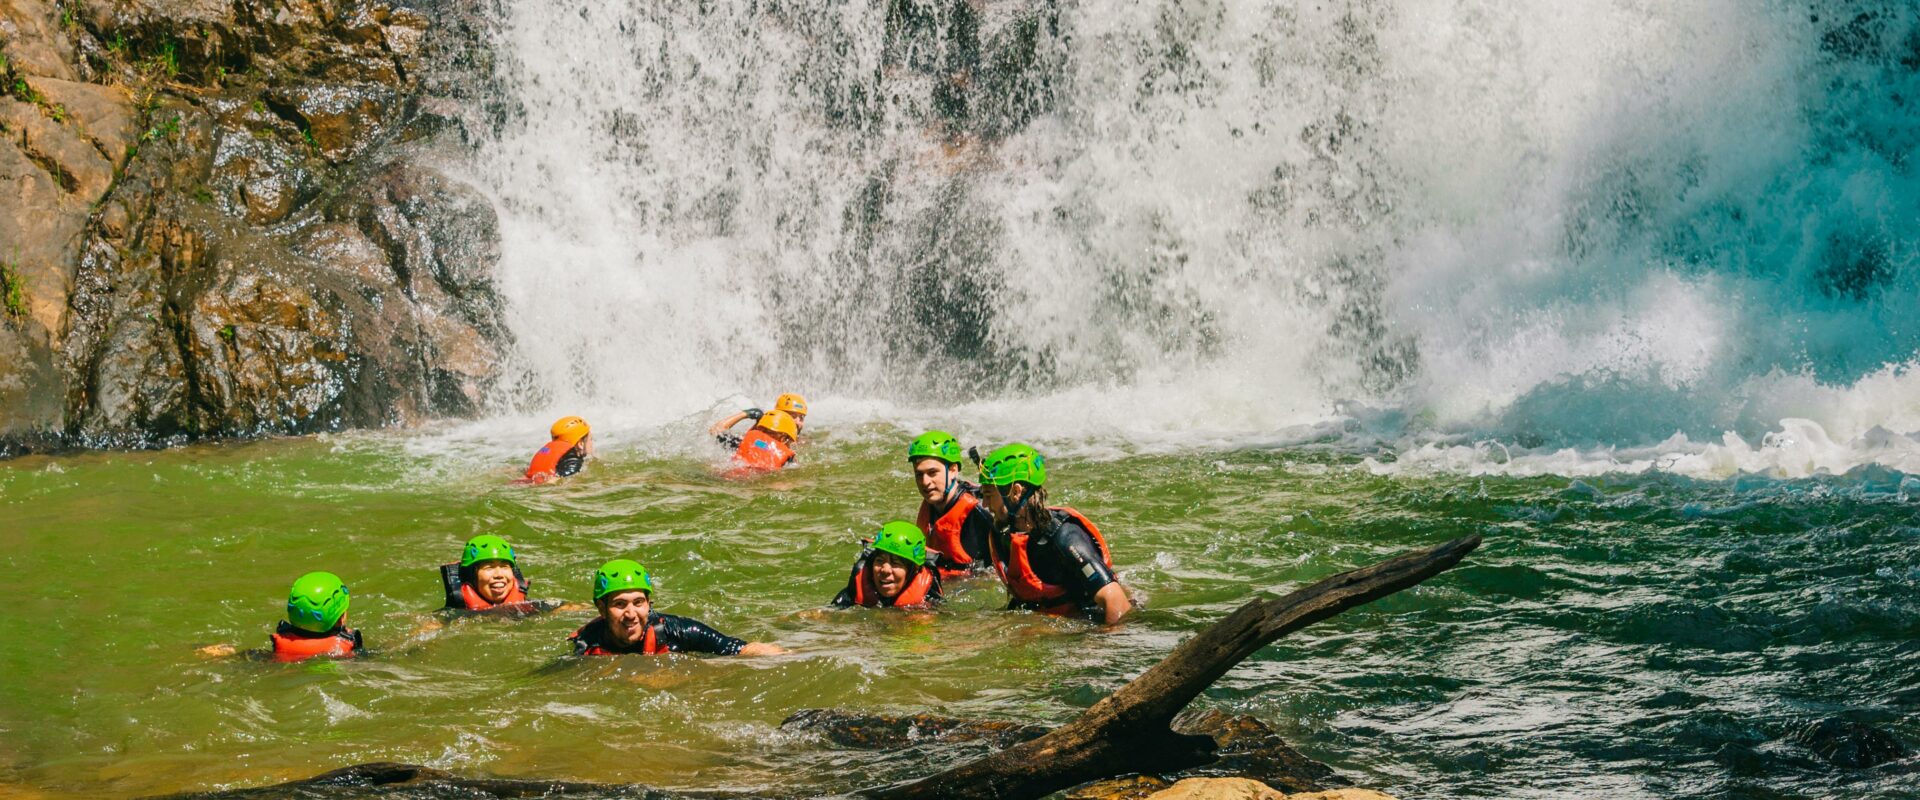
979;444;1133;625
523;416;592;484
907;431;995;578
832;521;944;609
270;571;364;661
712;408;800;476
569;560;786;656
437;534;586;618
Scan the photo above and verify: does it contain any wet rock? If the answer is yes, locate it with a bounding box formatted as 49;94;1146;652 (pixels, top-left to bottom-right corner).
0;0;510;452
1144;778;1285;800
1791;717;1910;769
148;761;718;799
1068;775;1175;800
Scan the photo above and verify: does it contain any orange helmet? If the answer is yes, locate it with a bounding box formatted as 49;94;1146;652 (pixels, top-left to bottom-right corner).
754;409;800;440
773;393;809;417
550;416;590;445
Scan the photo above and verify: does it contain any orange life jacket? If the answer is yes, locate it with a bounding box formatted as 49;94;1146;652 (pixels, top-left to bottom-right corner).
570;618;666;656
918;490;982;577
440;563;530;611
523;438;575;483
270;623;361;662
851;559;937;608
989;507;1113;616
730;429;795;474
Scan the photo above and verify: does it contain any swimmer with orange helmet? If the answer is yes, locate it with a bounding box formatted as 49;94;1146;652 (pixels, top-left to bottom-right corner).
523;416;592;484
708;394;807;476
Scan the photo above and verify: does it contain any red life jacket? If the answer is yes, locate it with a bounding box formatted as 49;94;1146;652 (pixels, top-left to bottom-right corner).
523;437;574;483
989;507;1113;616
729;430;795;474
570;618;667;656
440;563;530;611
851;559;937;608
270;624;360;662
918;490;981;577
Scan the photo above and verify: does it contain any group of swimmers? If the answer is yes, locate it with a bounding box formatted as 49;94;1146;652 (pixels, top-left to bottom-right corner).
262;394;1132;662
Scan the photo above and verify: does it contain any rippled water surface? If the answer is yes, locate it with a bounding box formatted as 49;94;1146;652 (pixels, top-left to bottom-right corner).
2;430;1916;798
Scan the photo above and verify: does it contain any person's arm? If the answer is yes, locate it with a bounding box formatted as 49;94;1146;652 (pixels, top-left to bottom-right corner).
1052;525;1127;622
737;642;787;656
1093;582;1132;625
707;409;762;436
660;614;786;656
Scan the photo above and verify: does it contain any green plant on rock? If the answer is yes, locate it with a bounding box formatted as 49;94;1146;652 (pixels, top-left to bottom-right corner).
141;40;179;78
0;262;27;319
193;185;214;204
217;324;236;342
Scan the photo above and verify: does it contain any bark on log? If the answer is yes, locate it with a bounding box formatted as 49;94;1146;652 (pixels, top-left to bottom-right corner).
864;534;1483;800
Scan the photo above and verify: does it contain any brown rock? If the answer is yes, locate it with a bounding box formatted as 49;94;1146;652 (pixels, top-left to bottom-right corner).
1286;791;1399;800
23;76;135;162
1145;778;1285;800
1067;776;1173;800
266;82;394;162
0;0;79;80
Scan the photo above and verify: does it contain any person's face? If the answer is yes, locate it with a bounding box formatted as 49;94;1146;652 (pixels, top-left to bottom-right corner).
791;412;806;430
598;590;652;644
912;458;953;504
981;483;1029;530
473;561;516;604
870;552;913;600
577;434;593;456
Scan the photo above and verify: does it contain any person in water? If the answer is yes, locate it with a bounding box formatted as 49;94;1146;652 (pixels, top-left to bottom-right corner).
524;416;592;484
569;560;786;656
271;571;364;661
979;444;1133;625
832;521;944;609
709;393;810;438
438;535;580;617
907;431;995;578
712;408;800;475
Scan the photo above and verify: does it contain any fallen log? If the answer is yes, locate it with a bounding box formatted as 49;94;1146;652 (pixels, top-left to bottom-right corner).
863;534;1482;800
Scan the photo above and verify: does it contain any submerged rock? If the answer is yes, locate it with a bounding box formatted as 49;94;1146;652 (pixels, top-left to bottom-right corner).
0;0;509;453
1791;717;1911;769
145;761;721;799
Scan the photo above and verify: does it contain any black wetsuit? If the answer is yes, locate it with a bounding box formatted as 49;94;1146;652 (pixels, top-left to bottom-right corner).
553;446;585;478
997;510;1118;613
831;552;946;607
570;613;747;656
929;482;997;570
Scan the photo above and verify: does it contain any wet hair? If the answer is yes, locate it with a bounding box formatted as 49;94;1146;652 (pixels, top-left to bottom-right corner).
1016;483;1055;534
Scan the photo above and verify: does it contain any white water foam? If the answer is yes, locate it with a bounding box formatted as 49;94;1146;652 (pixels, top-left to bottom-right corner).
457;1;1920;478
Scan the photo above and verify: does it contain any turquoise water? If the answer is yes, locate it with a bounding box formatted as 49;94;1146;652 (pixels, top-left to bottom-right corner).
2;429;1915;798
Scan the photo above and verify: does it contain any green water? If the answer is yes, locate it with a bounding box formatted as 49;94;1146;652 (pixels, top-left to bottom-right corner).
2;429;1917;799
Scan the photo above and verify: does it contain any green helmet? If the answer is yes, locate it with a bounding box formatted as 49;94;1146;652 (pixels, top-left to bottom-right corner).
907;431;964;465
592;559;653;601
871;521;928;566
981;443;1046;487
460;534;516;568
286;571;350;633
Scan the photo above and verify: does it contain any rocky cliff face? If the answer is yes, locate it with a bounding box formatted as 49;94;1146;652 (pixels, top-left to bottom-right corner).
0;0;507;453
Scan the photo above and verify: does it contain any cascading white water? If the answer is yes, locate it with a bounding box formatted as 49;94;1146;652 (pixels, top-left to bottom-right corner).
462;0;1920;475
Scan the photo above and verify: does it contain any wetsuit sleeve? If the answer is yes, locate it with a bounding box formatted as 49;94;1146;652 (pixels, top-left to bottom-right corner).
716;433;742;450
554;445;585;477
1049;522;1116;600
655;614;747;656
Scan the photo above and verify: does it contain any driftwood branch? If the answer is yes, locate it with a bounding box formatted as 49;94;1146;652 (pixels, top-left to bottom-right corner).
864;534;1483;800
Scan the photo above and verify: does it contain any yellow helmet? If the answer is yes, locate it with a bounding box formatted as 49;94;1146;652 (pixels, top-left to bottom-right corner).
550;416;590;445
755;408;800;439
773;393;809;417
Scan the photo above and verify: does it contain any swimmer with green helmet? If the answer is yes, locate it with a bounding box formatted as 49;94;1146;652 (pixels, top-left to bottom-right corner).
832;521;945;608
437;534;588;618
569;560;786;656
270;571;365;661
978;443;1133;625
907;431;996;577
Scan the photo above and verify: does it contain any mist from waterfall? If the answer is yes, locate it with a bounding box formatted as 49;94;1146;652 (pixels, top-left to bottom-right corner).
461;0;1920;476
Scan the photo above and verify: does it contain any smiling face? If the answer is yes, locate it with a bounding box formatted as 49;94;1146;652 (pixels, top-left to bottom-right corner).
598;590;652;644
912;458;953;505
869;551;914;600
473;561;517;604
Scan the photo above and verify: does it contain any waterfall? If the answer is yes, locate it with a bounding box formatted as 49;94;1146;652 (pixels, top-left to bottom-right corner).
462;0;1920;469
